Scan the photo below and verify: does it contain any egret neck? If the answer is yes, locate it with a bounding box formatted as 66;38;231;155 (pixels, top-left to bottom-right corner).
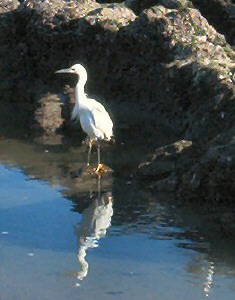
76;70;88;103
73;74;87;120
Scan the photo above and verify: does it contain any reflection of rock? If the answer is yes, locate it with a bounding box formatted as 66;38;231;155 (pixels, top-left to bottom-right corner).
0;138;113;199
75;191;113;280
204;261;215;299
187;258;215;299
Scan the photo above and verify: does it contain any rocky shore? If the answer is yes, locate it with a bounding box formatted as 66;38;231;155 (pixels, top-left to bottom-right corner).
0;0;234;204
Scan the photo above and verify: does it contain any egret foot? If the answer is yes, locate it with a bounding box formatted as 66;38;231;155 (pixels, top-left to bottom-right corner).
94;163;105;174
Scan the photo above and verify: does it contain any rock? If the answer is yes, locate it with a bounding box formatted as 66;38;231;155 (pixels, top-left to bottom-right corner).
220;212;235;232
149;175;178;192
0;0;20;13
151;140;193;159
138;160;176;179
179;141;235;203
33;93;64;134
137;140;192;180
0;0;234;204
126;0;192;14
191;0;235;45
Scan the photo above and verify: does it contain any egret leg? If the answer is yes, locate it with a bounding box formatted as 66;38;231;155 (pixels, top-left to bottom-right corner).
95;140;104;174
87;140;92;166
97;140;101;166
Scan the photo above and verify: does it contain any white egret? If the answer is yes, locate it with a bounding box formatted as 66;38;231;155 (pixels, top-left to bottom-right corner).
55;64;113;173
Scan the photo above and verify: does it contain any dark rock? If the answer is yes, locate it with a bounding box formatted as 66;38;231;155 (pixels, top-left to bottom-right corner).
137;140;192;191
138;160;176;179
149;175;178;192
179;141;235;203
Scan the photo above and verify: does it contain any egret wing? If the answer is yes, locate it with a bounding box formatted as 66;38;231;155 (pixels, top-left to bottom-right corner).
86;98;113;140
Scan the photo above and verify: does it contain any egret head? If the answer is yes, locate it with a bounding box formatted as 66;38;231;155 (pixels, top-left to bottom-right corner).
55;63;87;84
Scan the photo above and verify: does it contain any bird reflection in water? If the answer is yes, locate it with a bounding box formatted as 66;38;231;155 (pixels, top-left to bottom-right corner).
75;189;113;280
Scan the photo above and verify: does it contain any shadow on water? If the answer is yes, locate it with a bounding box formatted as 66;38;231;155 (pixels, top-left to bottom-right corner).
0;136;235;299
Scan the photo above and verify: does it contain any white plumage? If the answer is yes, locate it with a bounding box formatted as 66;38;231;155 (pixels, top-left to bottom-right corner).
78;98;113;141
55;64;113;171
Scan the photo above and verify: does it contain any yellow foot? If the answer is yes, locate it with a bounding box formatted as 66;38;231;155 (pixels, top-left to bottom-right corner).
94;163;105;174
89;164;111;177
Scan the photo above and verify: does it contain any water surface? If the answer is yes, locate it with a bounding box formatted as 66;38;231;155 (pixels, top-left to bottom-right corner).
0;137;234;300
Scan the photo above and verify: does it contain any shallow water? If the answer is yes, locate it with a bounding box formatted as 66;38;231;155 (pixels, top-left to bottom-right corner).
0;137;235;300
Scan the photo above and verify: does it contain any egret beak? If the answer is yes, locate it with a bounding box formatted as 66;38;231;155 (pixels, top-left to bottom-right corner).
55;68;71;74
